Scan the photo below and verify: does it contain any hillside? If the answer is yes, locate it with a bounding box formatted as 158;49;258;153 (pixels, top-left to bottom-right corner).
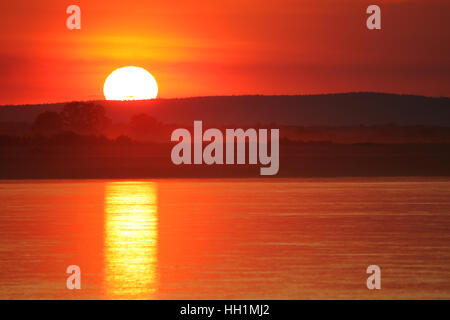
1;93;449;126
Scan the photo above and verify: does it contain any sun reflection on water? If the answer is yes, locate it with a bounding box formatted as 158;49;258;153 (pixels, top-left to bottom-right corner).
104;182;158;299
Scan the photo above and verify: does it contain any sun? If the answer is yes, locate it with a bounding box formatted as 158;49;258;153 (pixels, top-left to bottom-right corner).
103;66;158;101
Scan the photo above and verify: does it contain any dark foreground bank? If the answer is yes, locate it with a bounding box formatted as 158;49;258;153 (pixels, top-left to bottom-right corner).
1;142;450;179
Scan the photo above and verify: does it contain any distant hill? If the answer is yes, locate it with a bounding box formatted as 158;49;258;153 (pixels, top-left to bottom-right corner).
1;93;449;126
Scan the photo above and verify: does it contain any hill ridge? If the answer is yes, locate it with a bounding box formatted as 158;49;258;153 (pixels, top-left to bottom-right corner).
1;92;449;126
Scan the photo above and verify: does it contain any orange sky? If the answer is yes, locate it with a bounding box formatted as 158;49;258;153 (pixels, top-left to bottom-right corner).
0;0;449;104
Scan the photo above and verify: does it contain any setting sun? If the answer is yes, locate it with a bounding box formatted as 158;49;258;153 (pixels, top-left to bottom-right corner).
103;66;158;101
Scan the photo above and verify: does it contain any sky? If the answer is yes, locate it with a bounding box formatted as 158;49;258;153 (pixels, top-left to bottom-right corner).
0;0;449;105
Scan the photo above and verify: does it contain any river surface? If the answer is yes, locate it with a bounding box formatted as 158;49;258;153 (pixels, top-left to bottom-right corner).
0;178;449;299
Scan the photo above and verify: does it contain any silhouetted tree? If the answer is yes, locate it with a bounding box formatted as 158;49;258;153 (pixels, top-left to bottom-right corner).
32;111;63;136
115;135;133;145
60;102;110;135
129;113;162;141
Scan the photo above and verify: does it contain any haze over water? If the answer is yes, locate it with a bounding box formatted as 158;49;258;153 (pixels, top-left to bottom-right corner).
0;178;449;299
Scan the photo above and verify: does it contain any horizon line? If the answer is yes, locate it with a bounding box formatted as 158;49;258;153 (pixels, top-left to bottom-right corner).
1;91;449;107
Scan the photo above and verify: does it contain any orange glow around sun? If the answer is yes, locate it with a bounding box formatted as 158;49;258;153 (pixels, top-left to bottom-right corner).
0;1;448;104
103;66;158;101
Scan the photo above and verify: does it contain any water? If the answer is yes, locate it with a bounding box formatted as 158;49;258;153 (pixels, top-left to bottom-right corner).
0;178;449;299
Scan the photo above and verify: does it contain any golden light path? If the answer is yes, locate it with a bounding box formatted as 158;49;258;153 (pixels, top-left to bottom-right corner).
104;182;158;299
